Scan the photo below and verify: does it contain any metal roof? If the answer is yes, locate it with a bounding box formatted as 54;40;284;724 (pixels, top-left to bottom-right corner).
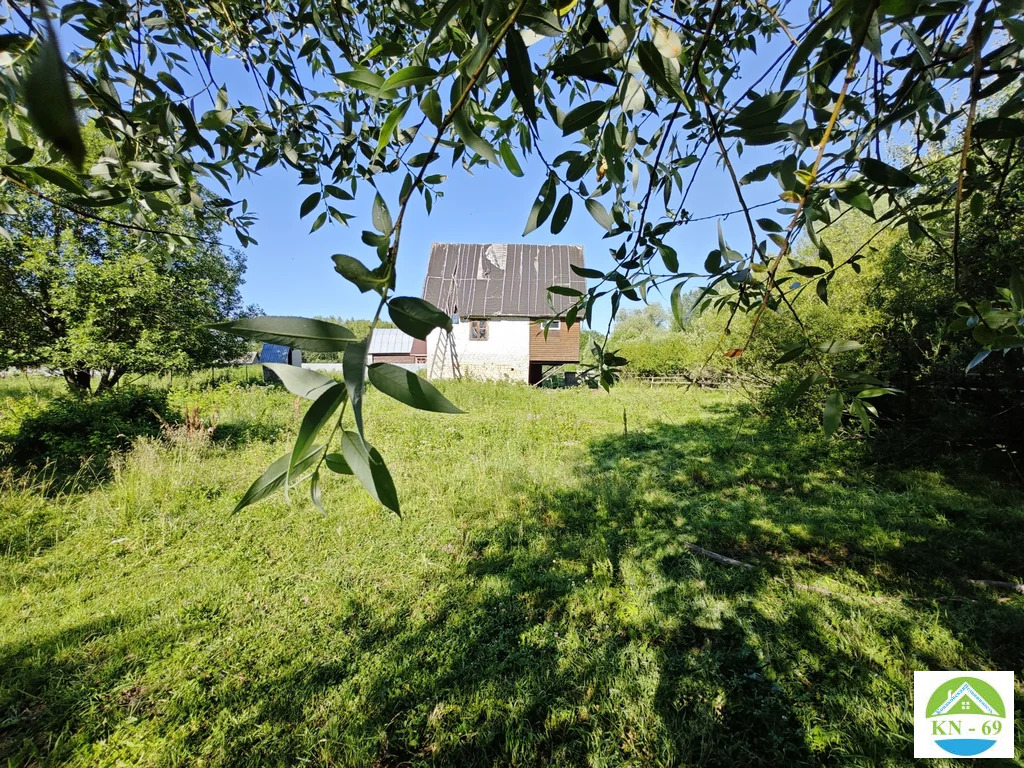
421;243;586;317
368;328;417;355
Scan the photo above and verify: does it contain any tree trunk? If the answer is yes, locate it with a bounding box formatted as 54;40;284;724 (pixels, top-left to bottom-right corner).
94;367;125;394
63;368;92;394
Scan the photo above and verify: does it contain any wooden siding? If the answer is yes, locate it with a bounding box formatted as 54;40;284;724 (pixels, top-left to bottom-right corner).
528;320;579;363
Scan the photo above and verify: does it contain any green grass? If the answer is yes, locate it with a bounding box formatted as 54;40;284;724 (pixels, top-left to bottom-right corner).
1;377;1022;766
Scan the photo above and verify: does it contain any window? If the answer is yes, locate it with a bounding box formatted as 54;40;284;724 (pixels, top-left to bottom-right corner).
470;319;488;340
538;320;560;333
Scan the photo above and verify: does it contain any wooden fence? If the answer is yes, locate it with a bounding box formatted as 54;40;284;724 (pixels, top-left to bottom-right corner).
621;371;767;389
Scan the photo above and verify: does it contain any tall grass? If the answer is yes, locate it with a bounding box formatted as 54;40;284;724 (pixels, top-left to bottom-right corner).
0;377;1021;766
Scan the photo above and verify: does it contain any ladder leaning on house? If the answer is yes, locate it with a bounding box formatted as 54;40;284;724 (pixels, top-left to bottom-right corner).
428;268;462;380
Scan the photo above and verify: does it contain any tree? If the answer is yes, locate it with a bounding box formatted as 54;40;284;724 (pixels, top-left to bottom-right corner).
2;0;1021;509
302;317;397;363
0;184;252;394
610;304;671;342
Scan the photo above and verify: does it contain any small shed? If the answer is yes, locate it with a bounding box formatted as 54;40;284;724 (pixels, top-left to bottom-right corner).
260;343;302;383
368;329;426;366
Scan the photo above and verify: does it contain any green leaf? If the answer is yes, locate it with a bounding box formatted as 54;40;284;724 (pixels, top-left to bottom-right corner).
290;383;346;476
585;198;613;231
343;339;368;438
659;245;679;273
380;65;437;96
211;316;356;352
452;109;498;164
31;166;86;195
426;0;465;46
1009;271;1024;308
636;41;685;101
388;296;452;339
199;109;234;129
372;193;393;234
816;339;863;353
300;192;321;218
551;193;573;234
571;264;603;279
263;363;338;400
756;217;783;233
731;91;800;128
420;90;442;128
309;470;326;514
550;46;617;85
24;18;85;169
856;387;898;398
848;398;872;434
337;67;386;93
816;278;829;305
562;100;606;135
836;184;875;216
342;431;400;514
324;453;353;475
233;443;325;513
505;30;537;122
374;100;410;160
774;343;807;365
332;254;388;293
523;175;557;235
368;363;464;413
781;8;836;86
969;191;985;218
520;6;563;36
823;390;843;438
859;157;917;187
670;282;687;329
972;117;1024;139
499;141;524;177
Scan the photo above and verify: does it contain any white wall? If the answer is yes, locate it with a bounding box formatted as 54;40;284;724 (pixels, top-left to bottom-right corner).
426;319;530;382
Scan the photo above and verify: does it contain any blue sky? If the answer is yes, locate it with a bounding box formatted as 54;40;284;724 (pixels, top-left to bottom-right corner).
236;119;783;330
219;32;796;330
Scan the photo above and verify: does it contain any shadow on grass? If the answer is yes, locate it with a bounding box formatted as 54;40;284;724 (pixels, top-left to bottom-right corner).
2;411;1023;766
0;387;171;493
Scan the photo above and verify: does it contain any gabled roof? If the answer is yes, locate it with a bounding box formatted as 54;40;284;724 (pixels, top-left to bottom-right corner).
368;328;416;355
421;243;586;318
931;683;999;717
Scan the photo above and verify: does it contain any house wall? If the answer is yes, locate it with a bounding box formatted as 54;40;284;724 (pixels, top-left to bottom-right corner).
370;353;421;365
528;320;580;363
426;318;530;382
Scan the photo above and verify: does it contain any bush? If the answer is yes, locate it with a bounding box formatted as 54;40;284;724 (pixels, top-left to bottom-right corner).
4;386;172;484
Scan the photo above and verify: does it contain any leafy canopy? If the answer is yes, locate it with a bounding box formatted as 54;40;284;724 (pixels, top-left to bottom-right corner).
0;175;252;393
3;0;1022;506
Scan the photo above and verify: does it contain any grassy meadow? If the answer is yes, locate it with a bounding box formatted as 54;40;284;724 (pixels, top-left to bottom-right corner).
1;373;1022;766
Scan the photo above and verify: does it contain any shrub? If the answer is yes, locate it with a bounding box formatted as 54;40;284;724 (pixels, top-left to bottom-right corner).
4;386;172;484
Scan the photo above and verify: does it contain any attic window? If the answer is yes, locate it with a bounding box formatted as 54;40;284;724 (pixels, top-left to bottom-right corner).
543;320;561;332
470;319;488;340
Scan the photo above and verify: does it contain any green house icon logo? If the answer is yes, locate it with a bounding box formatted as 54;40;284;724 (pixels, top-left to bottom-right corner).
925;676;1007;757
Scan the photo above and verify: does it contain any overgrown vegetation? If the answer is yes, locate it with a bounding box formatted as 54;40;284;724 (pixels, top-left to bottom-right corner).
1;375;1021;766
0;140;255;394
4;0;1023;510
1;384;171;486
